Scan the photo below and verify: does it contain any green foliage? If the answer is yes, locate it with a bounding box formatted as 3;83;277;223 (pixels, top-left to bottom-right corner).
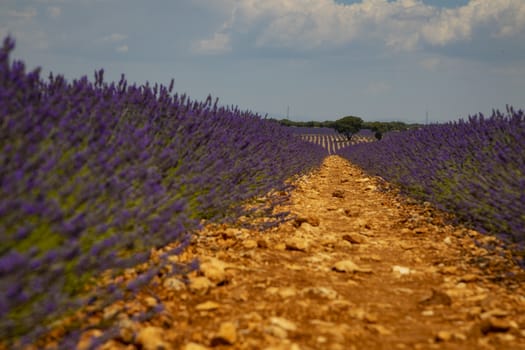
332;116;363;140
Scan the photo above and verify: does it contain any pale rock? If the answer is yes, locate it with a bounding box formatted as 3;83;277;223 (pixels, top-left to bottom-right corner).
144;296;157;308
295;215;320;227
278;287;297;298
365;184;377;191
266;325;288;339
497;333;516;342
392;265;412;276
274;242;286;251
332;260;372;273
435;331;453;342
163;277;186;291
480;317;513;334
443;236;452;245
441;266;458;274
453;332;467;341
189;276;213;295
200;257;227;284
266;287;279;295
195;301;221;311
136;327;171;350
421;310;434;317
243;239;258;249
302;286;339;300
118;319;138;343
211;322;237;346
480;309;509;319
270;317;297;331
285;237;309;252
364;313;378;323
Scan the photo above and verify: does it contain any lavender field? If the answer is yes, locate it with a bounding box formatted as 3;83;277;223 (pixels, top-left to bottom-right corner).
2;31;525;348
339;108;525;266
0;37;326;348
288;127;376;155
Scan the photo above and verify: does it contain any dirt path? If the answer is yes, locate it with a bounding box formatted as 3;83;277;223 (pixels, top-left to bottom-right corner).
76;156;525;350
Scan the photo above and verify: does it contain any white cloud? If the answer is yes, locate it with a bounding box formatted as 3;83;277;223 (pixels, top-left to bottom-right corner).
195;0;525;54
191;32;231;55
116;44;128;53
47;6;61;19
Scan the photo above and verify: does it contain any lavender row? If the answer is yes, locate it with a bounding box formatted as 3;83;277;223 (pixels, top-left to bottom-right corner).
339;107;525;263
0;36;326;348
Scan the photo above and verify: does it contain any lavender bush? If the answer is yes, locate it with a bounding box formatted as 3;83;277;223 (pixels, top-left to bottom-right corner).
339;107;525;261
0;36;326;348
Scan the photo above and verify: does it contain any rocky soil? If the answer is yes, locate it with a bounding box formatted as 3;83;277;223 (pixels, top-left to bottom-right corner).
48;156;525;349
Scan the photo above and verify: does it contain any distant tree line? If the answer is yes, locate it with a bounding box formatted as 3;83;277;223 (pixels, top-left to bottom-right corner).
275;116;422;141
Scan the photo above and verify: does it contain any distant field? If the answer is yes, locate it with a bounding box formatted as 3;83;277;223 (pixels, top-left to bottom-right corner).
299;134;376;154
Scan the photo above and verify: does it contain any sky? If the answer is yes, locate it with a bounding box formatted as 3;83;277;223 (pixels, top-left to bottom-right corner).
1;0;524;123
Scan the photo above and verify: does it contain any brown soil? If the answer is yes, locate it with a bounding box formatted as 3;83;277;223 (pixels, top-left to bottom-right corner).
49;156;525;349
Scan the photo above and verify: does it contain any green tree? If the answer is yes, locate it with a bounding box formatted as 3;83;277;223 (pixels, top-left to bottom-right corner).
332;116;363;140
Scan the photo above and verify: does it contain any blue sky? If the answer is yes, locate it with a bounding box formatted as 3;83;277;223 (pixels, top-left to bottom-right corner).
1;0;524;123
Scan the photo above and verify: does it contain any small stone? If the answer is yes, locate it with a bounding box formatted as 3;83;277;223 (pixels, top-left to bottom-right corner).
295;215;320;227
332;190;345;198
163;278;186;291
435;331;453;342
453;333;467;341
302;286;339;300
200;257;227;284
480;318;512;334
257;239;268;248
367;324;391;335
265;325;288;339
498;333;516;342
460;274;479;282
189;276;213;295
414;227;428;234
182;342;209;350
285;237;309;252
195;301;221;311
136;327;170;350
342;233;365;244
274;243;286;250
421;310;434;317
118;319;137;344
333;260;372;273
392;265;412;275
278;287;297;298
144;296;157;308
480;309;509;319
211;322;237;346
443;236;452;245
243;239;258;249
419;289;452;307
270;317;297;331
441;266;458;274
364;313;378;323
